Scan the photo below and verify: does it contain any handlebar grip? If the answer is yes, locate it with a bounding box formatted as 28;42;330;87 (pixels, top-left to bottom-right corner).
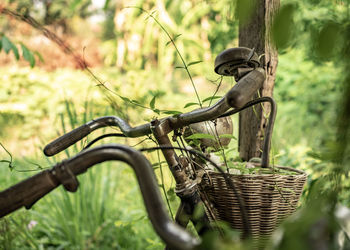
226;67;265;108
0;170;58;218
44;124;91;156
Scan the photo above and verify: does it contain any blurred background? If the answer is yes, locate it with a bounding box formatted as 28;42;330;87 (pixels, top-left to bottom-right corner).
0;0;349;249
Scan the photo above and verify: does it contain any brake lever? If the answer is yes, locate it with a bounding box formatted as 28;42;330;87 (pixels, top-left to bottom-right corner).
246;47;255;62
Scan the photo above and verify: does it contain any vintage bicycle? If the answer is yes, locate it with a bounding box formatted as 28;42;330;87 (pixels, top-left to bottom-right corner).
0;47;306;249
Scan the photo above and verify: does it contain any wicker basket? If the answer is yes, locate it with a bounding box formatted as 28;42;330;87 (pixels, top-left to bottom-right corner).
200;166;307;240
196;97;307;242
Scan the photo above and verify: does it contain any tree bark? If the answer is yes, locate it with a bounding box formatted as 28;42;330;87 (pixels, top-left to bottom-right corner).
238;0;279;161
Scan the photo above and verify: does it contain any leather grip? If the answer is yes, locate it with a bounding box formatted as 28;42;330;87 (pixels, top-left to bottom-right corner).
226;68;265;108
0;170;58;218
44;124;91;156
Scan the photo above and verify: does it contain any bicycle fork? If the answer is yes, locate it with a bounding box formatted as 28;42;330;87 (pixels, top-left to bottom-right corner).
151;119;212;237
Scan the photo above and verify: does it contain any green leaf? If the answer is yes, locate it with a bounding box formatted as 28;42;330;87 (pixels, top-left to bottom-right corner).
2;36;12;54
21;44;35;67
161;110;182;115
2;36;19;60
185;133;216;140
0;40;2;52
150;96;156;109
271;3;298;50
219;134;237;140
166;34;182;46
173;34;182;41
187;60;202;67
184;102;199;108
153;108;160;115
167;188;176;201
314;21;342;60
29;54;35;67
175;66;185;69
11;43;19;60
34;51;44;62
131;99;141;105
202;96;222;103
120;96;131;103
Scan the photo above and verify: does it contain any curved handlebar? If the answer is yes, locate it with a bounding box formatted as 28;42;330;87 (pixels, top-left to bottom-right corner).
0;144;200;250
44;68;265;156
43;117;151;156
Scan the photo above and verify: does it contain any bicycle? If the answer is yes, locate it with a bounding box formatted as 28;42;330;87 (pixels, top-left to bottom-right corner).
1;47;297;249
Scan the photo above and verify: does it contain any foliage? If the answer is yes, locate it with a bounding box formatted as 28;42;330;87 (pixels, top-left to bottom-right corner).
5;0;95;27
101;0;237;77
268;1;350;249
1;0;350;249
0;35;40;67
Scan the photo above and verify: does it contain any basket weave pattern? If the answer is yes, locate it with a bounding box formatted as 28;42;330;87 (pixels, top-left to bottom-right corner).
201;166;307;239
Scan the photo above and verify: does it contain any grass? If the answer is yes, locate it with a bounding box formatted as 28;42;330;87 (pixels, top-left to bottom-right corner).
0;67;171;249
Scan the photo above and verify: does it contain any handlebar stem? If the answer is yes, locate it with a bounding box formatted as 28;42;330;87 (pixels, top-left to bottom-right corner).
151;119;195;196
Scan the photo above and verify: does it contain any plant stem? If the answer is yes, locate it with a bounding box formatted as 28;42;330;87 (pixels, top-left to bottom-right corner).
128;7;202;108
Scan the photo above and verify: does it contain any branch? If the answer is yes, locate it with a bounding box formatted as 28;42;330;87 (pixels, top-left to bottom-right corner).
0;7;88;69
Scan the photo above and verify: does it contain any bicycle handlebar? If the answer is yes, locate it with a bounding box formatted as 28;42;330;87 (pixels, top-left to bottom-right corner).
0;170;60;217
44;68;265;156
0;144;200;250
43;117;151;156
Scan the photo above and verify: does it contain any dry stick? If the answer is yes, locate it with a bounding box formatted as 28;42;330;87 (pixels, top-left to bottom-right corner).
1;8;119;109
0;7;88;69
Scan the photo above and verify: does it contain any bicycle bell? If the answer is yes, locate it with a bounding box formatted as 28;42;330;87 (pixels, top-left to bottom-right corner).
184;116;233;151
214;47;260;81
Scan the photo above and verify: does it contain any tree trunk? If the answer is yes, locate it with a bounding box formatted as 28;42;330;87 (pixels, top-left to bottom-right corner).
238;0;279;161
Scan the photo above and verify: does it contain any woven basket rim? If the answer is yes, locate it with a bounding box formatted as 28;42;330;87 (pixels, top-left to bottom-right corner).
205;164;307;177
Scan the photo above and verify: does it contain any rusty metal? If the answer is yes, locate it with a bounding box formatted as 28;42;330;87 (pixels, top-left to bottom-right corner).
183;116;233;151
219;96;276;168
0;144;200;250
151;119;191;192
51;161;79;192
